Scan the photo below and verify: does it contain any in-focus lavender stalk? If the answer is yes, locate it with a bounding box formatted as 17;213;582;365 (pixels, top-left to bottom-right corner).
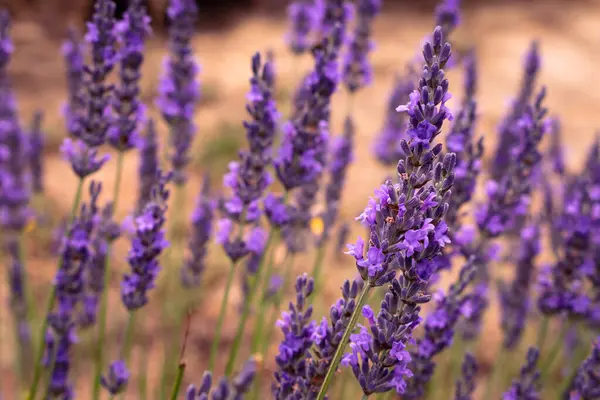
45;182;102;399
342;0;382;93
181;175;214;287
490;41;540;181
312;26;455;399
454;353;478;400
498;222;540;349
186;358;257;399
502;348;541;400
405;259;476;397
372;74;414;166
210;51;278;373
28;110;44;194
157;0;199;186
286;0;319;55
108;0;150;152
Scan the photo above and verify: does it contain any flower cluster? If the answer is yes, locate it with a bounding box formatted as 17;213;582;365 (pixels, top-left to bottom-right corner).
454;353;477;400
502;347;541;400
187;358;257;399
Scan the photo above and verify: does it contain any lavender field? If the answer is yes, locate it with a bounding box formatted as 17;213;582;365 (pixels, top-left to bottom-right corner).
1;0;600;399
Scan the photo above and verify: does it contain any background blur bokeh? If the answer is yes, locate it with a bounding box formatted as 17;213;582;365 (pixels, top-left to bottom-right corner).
2;0;600;398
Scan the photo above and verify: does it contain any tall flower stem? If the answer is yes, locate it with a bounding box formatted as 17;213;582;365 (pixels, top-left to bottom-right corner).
159;184;186;400
309;242;327;304
540;321;569;379
137;312;149;400
116;311;137;400
27;177;85;400
93;150;125;400
536;316;549;353
249;235;280;354
169;363;186;400
316;283;371;400
224;229;276;376
361;394;369;400
208;212;246;372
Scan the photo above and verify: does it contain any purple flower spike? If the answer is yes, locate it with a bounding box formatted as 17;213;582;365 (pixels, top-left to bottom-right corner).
405;259;476;398
286;1;319;55
121;171;171;310
157;0;200;185
272;274;316;399
28;110;45;194
567;338;600;399
435;0;462;39
491;41;540;180
137;119;160;214
372;74;414;166
181;175;214;287
62;26;86;137
109;0;151;151
76;0;117;148
454;353;477;400
502;347;541;400
342;0;381;92
47;181;103;398
101;360;130;395
187;358;256;399
60;138;110;179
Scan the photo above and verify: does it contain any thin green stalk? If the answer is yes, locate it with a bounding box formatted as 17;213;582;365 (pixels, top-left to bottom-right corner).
137;315;149;400
249;239;280;354
159;184;186;400
450;333;466;385
483;349;508;399
536;316;549;353
224;229;276;376
208;258;241;372
309;243;327;303
361;394;369;400
93;151;126;400
316;283;371;400
540;321;569;379
116;312;137;400
169;363;186;400
27;177;85;400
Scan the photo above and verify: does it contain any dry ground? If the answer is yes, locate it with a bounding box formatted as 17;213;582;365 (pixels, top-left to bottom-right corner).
2;0;600;398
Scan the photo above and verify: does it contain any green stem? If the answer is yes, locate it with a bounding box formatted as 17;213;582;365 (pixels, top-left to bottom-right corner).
27;177;85;400
540;321;569;379
93;151;126;400
208;258;240;372
536;316;549;353
137;314;149;400
316;283;371;400
120;311;136;361
169;363;186;400
249;239;280;354
159;184;186;400
309;243;327;304
224;229;276;376
361;394;369;400
483;349;508;399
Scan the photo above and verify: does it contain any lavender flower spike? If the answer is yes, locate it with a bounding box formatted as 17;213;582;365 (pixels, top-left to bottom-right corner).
286;1;319;55
435;0;461;39
455;353;477;400
272;274;315;399
28;110;45;194
157;0;199;185
109;0;151;151
372;74;413;166
181;175;214;287
186;357;257;399
76;0;117;148
342;0;382;92
46;181;103;398
136;119;160;214
567;338;600;399
62;26;85;137
100;360;130;395
502;347;541;400
121;171;171;310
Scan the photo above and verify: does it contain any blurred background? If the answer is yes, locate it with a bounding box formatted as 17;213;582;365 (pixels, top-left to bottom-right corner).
1;0;600;398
